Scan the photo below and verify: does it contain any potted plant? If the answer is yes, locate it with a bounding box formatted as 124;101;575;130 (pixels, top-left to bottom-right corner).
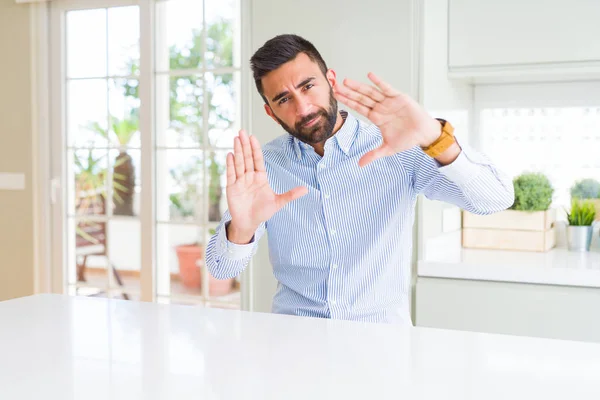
570;178;600;221
511;172;554;212
565;199;596;252
462;172;556;252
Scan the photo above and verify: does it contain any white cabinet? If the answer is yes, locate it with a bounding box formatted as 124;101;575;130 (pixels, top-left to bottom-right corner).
448;0;600;79
416;277;600;343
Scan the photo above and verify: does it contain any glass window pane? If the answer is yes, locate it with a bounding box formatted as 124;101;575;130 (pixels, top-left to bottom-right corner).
206;150;228;223
67;79;108;148
70;149;108;217
205;0;239;69
156;149;204;222
105;218;141;296
156;75;204;148
67;9;107;78
480;107;600;208
109;79;141;149
110;149;140;217
156;223;203;298
207;72;239;148
69;216;109;293
156;223;237;300
108;6;140;76
155;0;204;71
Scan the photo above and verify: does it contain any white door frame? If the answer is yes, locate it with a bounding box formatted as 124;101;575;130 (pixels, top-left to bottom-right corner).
50;0;160;300
30;1;53;294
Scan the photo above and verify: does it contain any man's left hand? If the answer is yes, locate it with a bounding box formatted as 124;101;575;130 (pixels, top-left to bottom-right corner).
333;72;442;168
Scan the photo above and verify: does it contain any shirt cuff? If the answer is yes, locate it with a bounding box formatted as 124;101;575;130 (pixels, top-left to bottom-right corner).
216;221;257;261
437;142;489;187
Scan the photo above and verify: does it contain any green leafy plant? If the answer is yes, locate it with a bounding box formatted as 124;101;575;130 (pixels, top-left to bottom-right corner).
566;199;596;226
510;173;554;211
570;178;600;200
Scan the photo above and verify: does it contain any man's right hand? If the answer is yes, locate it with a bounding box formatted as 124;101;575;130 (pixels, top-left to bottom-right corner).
225;129;308;244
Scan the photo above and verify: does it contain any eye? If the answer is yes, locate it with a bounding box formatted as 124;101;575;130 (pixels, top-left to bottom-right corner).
303;83;314;91
278;97;289;106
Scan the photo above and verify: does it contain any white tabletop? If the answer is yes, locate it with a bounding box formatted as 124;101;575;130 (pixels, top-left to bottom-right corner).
2;294;600;399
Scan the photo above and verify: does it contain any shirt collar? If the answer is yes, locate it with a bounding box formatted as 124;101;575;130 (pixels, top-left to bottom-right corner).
292;110;358;159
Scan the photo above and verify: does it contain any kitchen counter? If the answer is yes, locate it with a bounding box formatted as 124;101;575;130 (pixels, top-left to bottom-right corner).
2;294;600;399
418;231;600;288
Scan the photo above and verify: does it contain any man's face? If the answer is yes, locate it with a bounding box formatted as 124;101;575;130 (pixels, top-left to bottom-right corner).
261;53;338;146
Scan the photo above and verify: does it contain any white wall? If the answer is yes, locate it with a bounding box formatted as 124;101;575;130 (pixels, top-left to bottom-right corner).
422;0;473;112
417;0;474;258
0;1;35;301
248;0;421;312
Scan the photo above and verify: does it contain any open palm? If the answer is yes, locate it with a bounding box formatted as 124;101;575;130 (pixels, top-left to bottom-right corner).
333;72;439;167
226;130;307;234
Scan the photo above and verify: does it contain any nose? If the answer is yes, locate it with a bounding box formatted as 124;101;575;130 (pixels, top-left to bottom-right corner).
295;96;313;117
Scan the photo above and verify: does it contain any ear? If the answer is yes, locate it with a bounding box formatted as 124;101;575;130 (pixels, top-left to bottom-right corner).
326;69;338;90
264;103;280;125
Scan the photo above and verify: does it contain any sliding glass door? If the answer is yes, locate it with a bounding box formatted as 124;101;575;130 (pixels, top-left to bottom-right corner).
50;0;246;309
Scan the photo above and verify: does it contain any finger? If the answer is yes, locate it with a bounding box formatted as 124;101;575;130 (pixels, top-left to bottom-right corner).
226;152;236;185
238;129;255;174
358;146;392;168
276;186;309;209
233;136;245;179
367;72;401;97
335;83;377;109
250;135;266;172
342;78;385;103
333;91;371;119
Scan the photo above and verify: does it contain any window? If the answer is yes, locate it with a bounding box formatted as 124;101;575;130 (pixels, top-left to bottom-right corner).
480;107;600;207
51;0;244;308
154;0;241;304
475;81;600;210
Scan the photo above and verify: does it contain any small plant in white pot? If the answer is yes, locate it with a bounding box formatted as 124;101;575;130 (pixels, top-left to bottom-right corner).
570;178;600;221
565;199;596;252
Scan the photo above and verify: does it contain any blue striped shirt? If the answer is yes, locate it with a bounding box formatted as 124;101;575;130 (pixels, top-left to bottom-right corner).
206;111;514;324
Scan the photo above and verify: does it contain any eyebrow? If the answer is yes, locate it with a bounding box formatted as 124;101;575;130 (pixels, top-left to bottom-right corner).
271;77;316;103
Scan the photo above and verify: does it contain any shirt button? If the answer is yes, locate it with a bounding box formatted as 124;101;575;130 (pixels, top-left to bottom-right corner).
330;299;336;305
319;163;326;169
331;229;336;235
324;193;330;199
332;264;338;269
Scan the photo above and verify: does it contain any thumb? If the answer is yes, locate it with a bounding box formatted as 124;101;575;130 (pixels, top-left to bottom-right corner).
358;146;392;168
275;186;309;209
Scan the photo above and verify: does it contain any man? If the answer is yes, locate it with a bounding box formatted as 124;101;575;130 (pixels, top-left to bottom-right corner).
205;34;513;325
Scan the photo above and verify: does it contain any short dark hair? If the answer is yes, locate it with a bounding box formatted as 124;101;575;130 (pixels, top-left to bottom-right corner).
250;34;328;104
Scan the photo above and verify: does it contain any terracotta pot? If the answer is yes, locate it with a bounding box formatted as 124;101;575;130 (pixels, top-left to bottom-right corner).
207;274;235;296
175;244;235;295
175;244;203;288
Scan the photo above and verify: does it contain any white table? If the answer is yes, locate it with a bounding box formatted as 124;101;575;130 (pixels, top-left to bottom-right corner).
1;294;600;399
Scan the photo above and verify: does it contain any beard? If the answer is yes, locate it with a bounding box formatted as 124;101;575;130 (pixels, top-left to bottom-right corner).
273;87;338;146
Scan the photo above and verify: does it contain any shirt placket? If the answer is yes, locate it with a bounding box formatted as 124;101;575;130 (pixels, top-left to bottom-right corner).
316;143;340;318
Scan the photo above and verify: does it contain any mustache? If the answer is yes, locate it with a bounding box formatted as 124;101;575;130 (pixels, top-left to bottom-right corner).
296;111;325;129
